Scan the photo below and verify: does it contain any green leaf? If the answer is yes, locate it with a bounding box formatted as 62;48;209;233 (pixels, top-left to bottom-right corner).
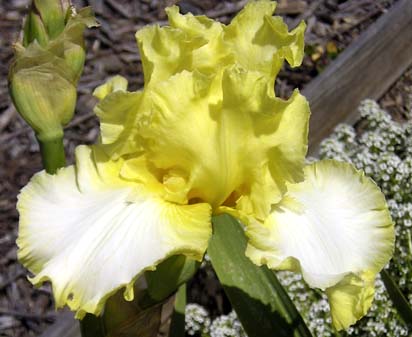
381;269;412;329
208;214;312;337
169;284;187;337
80;314;106;337
80;288;164;337
145;255;199;303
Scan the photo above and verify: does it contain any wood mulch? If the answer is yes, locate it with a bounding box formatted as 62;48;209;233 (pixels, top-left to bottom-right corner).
0;0;408;336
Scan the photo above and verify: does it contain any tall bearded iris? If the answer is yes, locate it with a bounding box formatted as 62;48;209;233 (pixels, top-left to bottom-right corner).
16;1;394;331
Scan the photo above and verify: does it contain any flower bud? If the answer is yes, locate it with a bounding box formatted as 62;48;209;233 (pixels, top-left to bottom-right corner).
9;2;97;141
23;0;67;46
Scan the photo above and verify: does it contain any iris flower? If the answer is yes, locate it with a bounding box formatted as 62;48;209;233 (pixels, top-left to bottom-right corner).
17;1;394;330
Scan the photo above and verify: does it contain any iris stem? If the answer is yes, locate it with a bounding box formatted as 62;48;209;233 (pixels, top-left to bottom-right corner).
169;284;187;337
37;135;66;174
381;269;412;330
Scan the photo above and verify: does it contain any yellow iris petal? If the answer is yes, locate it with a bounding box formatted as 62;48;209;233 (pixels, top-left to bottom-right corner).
93;75;128;101
97;0;307;181
138;67;309;216
166;6;234;74
224;1;305;80
134;0;304;87
136;24;205;86
326;273;375;331
93;82;145;158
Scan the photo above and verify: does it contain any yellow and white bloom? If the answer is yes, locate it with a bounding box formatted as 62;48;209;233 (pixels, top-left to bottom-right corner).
16;1;394;330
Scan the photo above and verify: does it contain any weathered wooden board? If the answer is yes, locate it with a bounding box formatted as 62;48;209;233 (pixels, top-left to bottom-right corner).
304;0;412;152
39;0;412;336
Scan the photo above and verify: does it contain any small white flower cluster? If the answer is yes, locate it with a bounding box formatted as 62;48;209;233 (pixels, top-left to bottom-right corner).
282;99;412;336
209;312;247;337
185;304;246;337
185;303;211;336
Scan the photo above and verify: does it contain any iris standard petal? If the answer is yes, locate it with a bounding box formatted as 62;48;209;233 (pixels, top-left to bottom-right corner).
136;24;206;86
93;79;145;158
224;1;305;79
245;160;394;329
17;146;211;318
135;1;304;87
140;67;309;217
98;1;306;164
166;5;223;39
93;75;128;101
165;6;234;74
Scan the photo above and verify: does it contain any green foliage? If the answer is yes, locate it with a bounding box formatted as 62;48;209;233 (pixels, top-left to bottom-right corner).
207;214;311;337
170;284;188;337
145;255;199;303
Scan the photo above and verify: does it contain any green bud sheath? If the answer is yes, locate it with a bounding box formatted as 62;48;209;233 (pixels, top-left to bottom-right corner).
23;12;49;47
10;61;76;141
9;2;97;173
33;0;65;39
